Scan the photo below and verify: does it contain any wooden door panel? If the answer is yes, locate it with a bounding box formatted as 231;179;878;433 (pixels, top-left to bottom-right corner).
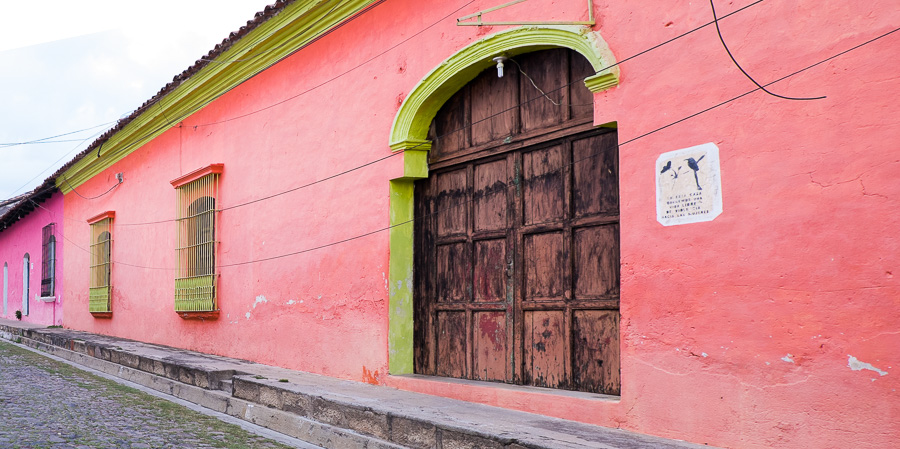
524;310;568;388
573;310;620;394
523;145;566;226
573;224;620;298
471;67;518;146
432;88;468;159
474;239;507;302
524;232;566;300
519;49;566;133
436;243;471;302
435;169;469;237
437;311;467;378
413;182;433;374
430;49;593;164
573;133;619;217
569;50;595;121
473;311;508;381
474;159;508;232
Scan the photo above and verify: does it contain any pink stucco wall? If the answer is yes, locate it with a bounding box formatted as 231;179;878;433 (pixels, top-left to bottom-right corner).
0;191;64;326
61;0;898;447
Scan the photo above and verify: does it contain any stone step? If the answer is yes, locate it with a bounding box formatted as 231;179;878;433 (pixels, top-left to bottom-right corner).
229;374;706;449
0;326;404;449
0;320;712;449
9;325;250;391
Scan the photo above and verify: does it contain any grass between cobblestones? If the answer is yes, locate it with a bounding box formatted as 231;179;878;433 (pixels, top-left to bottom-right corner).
0;340;295;449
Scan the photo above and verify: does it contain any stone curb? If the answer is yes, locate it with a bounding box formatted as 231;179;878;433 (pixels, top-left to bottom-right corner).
2;332;404;449
0;322;714;449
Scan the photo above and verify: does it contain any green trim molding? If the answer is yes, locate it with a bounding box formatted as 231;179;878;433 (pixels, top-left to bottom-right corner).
387;25;618;374
388;25;619;152
388;180;415;374
89;286;111;313
174;275;218;312
58;0;379;193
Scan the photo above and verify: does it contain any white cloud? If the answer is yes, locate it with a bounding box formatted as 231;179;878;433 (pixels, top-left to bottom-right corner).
0;0;267;197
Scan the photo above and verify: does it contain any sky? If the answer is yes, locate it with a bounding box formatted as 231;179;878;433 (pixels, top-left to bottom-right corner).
0;0;270;199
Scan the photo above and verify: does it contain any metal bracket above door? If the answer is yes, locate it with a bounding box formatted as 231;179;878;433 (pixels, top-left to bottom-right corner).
457;0;595;26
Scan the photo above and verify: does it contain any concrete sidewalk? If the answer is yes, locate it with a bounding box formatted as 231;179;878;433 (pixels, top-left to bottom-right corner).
0;319;713;449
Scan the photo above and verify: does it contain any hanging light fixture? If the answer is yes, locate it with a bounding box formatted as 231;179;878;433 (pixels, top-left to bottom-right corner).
492;56;508;78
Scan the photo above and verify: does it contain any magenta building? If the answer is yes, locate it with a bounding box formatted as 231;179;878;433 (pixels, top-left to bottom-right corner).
0;187;64;326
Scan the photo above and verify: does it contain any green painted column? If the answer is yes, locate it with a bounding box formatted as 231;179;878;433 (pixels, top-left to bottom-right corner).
388;179;415;374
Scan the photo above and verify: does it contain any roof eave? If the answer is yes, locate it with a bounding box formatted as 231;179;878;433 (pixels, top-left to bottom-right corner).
57;0;379;194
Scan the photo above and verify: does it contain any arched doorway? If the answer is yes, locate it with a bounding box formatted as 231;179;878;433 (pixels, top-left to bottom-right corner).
411;48;620;394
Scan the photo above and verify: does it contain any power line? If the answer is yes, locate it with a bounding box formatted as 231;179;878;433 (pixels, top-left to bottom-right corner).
3;0;756;200
44;0;480;200
4;126;114;198
110;1;765;226
0;121;117;148
37;26;899;271
0;139;102;146
193;0;477;127
0;1;372;196
60;175;122;201
709;0;824;101
220;28;891;269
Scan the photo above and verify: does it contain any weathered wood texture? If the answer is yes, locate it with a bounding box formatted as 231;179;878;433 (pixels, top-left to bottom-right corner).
427;49;595;166
414;49;620;394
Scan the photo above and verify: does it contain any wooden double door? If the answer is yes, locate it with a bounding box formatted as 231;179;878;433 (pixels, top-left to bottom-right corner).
413;128;621;394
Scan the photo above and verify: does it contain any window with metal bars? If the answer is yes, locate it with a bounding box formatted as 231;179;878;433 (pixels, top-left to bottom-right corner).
171;165;222;313
87;212;114;314
41;223;56;297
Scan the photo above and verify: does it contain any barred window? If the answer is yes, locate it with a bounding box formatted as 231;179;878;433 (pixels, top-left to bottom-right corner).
88;212;114;315
171;164;222;313
41;223;56;297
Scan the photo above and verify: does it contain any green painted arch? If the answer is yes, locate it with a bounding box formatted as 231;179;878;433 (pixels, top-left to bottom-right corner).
389;25;619;150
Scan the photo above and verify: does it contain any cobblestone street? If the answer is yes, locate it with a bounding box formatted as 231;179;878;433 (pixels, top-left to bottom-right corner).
0;340;298;449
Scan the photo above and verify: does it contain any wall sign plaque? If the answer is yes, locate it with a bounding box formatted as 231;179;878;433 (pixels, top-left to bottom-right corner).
656;142;722;226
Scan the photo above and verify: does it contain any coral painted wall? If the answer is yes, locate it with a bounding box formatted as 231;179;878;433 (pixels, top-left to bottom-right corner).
0;192;64;326
61;0;898;448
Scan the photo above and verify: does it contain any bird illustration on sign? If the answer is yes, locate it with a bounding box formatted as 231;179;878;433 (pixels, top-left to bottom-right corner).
685;155;705;190
659;155;705;191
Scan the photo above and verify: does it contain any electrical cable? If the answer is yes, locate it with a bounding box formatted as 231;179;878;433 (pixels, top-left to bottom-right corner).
48;1;865;227
0;121;116;148
0;139;98;146
36;0;480;194
31;26;898;271
111;1;766;225
61;175;122;201
0;1;362;197
222;29;893;269
507;58;562;106
194;0;477;127
4;126;114;198
709;0;825;101
3;0;868;229
3;0;752;200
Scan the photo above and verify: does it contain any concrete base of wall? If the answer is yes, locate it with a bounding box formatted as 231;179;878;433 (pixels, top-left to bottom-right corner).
0;319;712;449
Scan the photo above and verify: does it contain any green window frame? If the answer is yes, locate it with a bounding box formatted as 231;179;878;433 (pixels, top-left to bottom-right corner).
87;212;114;315
171;164;222;314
